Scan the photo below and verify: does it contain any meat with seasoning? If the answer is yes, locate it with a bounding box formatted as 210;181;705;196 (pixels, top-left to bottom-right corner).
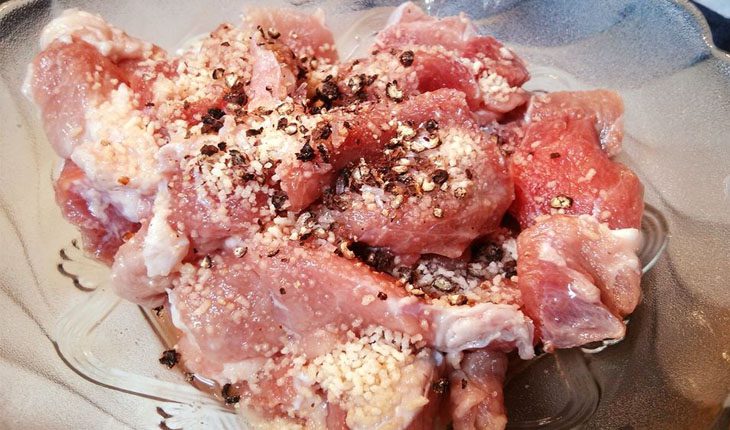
319;89;514;258
27;3;648;430
509;91;644;229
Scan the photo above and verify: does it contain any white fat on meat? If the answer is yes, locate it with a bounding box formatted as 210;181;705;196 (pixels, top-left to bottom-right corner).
110;225;175;307
610;228;642;256
537;241;567;267
384;1;476;41
40;9;154;61
219;358;268;387
143;184;189;277
565;269;603;303
429;303;535;359
71;84;161;221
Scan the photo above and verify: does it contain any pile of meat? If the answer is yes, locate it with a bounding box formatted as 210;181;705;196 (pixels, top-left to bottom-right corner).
27;3;644;429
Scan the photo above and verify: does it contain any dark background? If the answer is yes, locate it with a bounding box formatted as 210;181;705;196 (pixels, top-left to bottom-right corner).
690;0;730;51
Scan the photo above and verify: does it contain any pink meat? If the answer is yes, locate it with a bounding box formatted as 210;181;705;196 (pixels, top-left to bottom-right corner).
516;214;642;350
29;40;126;158
170;237;533;380
109;223;171;307
247;39;297;110
245;7;339;63
321;90;514;258
121;57;175;108
169;244;423;375
336;49;477;106
275;107;356;212
54;161;140;264
281;89;494;213
213;345;440;428
375;2;477;52
336;45;528;122
164;143;275;251
509;112;644;230
449;349;508;430
213;356;331;426
374;2;530;96
526;90;625;156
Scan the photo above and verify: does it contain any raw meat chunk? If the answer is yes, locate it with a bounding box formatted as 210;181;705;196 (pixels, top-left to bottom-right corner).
509;108;643;229
449;349;508;430
169;232;534;380
370;2;530;118
54;161;140;263
28;40;127;158
319;89;514;258
516;214;642;350
526;90;625;156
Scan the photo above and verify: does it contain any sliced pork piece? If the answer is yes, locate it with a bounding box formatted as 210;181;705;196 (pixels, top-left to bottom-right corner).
168;230;534;382
28;9;165;158
283;88;493;212
245;7;338;64
335;46;528;122
377;0;528;86
29;13;166;224
110;186;189;306
54;161;140;263
142;23;252;129
517;214;642;350
320;90;513;258
527;90;625;156
334;48;477;107
371;2;530;119
449;349;508;430
509;114;643;230
168;240;425;378
143;22;299;128
27;40;126;158
160;101;329;249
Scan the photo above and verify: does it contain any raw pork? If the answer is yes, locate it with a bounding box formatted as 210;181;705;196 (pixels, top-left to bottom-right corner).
516;214;642;350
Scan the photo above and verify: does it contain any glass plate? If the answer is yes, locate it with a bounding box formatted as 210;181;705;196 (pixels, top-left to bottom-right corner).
1;1;728;429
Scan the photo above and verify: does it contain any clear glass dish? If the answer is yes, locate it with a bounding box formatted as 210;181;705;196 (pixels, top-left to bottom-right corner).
1;0;728;429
